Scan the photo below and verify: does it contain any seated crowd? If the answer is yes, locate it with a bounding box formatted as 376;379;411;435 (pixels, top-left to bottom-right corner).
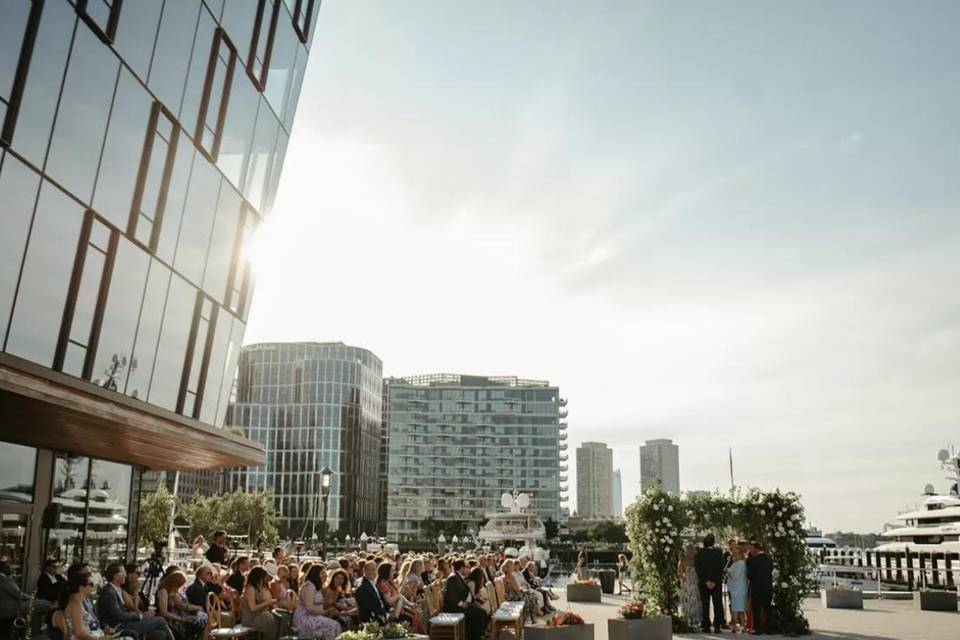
4;533;557;640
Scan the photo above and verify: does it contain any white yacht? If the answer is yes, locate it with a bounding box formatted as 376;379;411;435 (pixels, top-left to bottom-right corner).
478;491;547;545
876;448;960;554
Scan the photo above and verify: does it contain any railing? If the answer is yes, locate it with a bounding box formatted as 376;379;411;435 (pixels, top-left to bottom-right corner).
818;547;960;592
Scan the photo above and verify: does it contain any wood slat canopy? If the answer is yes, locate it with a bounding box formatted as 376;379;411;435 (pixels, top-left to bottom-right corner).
0;354;264;469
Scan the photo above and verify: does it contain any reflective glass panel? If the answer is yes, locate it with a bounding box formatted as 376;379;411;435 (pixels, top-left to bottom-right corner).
45;24;119;204
283;43;306;130
182;296;214;417
12;0;75;166
124;259;170;400
174;156;220;284
217;60;258;185
199;310;231;424
217;318;246;426
203;182;242;303
148;273;194;411
262;128;287;217
112;0;163;79
84;459;131;571
0;152;40;342
154;140;195;264
179;8;217;134
244;97;279;209
61;217;111;378
93;70;153;230
149;1;200;115
219;0;257;64
6;182;85;367
264;13;296;122
0;0;30;104
0;442;36;503
92;237;150;391
50;454;90;563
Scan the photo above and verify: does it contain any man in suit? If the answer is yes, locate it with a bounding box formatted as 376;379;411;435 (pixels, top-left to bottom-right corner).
694;533;726;633
36;559;66;604
205;531;229;566
97;564;174;640
186;564;225;611
443;559;489;640
355;561;389;623
747;542;774;635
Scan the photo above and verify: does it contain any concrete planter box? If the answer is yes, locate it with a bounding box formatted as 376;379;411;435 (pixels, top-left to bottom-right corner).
607;617;672;640
821;589;863;609
566;584;603;602
916;591;958;612
524;624;594;640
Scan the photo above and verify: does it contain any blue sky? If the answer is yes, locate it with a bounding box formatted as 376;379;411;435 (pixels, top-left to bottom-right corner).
246;1;960;532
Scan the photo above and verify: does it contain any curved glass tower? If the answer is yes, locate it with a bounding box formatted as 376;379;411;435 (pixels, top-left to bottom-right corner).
227;342;384;537
0;0;317;580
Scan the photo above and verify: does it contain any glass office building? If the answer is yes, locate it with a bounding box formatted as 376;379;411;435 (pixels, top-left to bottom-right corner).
383;375;567;539
0;0;317;588
227;343;384;537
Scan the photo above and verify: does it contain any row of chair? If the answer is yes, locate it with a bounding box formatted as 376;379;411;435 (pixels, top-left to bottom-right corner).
423;577;526;640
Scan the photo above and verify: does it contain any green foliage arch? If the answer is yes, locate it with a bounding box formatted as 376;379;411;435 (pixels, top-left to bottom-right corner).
625;487;817;635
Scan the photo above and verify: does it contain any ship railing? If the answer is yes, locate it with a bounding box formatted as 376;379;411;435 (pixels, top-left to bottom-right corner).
818;547;960;594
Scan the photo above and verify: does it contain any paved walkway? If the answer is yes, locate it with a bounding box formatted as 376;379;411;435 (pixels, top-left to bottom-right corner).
547;590;958;640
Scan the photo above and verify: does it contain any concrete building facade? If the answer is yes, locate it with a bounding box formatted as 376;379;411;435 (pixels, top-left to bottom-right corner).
640;438;680;494
576;442;613;518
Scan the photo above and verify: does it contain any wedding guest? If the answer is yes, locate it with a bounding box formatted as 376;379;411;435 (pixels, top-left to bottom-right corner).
617;554;630;595
355;562;388;623
155;571;206;640
747;542;773;635
205;532;228;566
240;567;278;640
323;569;357;628
443;560;488;640
122;564;146;614
726;546;749;633
61;573;107;640
226;557;249;594
293;566;340;640
678;544;701;630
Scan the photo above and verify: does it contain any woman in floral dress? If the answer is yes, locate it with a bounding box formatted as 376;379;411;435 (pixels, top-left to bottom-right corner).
678;544;702;629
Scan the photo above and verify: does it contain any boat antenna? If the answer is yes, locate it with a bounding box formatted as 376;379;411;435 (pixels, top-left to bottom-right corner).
729;447;735;495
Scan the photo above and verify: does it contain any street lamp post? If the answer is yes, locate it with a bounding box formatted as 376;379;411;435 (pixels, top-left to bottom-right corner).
320;466;333;559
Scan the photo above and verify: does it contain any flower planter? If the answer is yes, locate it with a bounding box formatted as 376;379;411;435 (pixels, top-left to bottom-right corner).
916;591;958;612
607;617;672;640
566;584;602;602
821;589;863;609
524;624;594;640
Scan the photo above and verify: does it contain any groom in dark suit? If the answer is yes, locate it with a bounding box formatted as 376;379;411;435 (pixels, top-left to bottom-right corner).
443;559;488;640
747;542;774;635
694;533;726;632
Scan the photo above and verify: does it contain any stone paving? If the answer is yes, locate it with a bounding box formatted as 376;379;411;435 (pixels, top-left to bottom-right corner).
547;590;958;640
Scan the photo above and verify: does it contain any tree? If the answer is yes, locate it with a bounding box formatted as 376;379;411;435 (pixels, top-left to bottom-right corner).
178;490;279;544
593;520;628;543
138;487;176;545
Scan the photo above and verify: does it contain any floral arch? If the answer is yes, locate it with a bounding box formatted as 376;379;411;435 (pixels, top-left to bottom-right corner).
624;487;818;635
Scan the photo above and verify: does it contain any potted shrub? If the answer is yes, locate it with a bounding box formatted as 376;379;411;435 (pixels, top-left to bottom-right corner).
566;578;603;603
525;612;594;640
607;601;672;640
916;589;958;612
821;585;863;609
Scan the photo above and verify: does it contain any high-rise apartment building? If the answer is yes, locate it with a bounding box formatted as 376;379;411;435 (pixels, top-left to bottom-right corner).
576;442;613;517
227;343;383;537
0;1;316;588
640;439;680;494
612;468;623;517
383;375;566;538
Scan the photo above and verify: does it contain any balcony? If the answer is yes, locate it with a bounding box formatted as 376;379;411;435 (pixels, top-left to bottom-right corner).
559;464;568;472
560;484;568;492
559;474;567;482
559;422;568;430
559;442;568;450
559;453;568;462
559;409;568;418
559;398;568;407
559;431;567;441
560;495;569;502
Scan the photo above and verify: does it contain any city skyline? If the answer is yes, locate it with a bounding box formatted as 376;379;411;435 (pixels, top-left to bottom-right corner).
243;0;960;533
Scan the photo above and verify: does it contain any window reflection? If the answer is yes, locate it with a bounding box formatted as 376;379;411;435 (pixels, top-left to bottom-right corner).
84;459;131;570
245;98;279;209
129;103;180;249
218;60;259;185
148;1;201;115
197;28;238;160
0;0;37;145
6;182;85;367
174;156;220;283
180;294;216;418
50;455;90;563
92;237;150;392
45;24;119;204
292;0;316;44
204;183;243;304
94;70;153;230
0;442;37;503
124;259;171;400
0;153;41;340
76;0;122;44
112;0;163;79
148;274;195;411
13;0;75;166
247;0;280;90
